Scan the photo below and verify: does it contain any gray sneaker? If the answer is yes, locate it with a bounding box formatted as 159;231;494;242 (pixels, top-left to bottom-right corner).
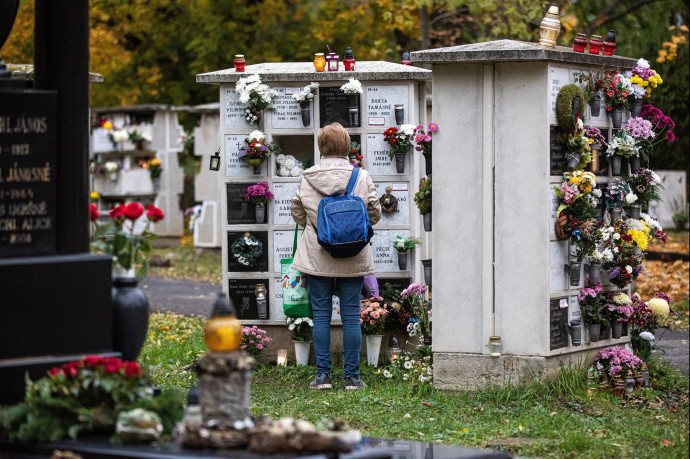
309;373;332;390
344;376;364;390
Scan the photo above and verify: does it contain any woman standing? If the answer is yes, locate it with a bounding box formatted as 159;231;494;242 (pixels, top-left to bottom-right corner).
291;123;381;390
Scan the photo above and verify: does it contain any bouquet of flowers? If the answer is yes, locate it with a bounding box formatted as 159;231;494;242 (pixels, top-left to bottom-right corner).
348;141;363;168
383;347;433;385
606;130;639;159
235;74;278;125
381;283;414;332
359;297;390;335
392;235;421;252
615;217;652;251
588;226;618;264
626;168;663;212
640;104;675;144
579;283;607;326
604;73;632;112
626;58;662;100
246;182;274;207
414;175;432;215
629;292;676;359
383;124;418;159
0;356;183;442
604;180;634;209
238;130;281;167
128;129;153;150
585;127;607;150
605;254;644;288
641;212;666;243
145;158;162;179
90;202;165;279
275;154;304;177
286;317;313;342
291;82;319;106
414;122;438;155
240;325;273;357
566;119;593;170
594;347;643;377
400;283;430;338
108;129;129;149
340;78;363;95
575;67;609;98
604;291;634;324
104;161;120;174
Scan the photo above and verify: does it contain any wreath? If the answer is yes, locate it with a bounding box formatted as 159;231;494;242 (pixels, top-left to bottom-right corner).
231;232;263;267
556;84;584;133
379;187;398;214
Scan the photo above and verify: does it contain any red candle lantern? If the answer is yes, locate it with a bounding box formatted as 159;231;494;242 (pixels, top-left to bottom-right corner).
400;50;411;65
602;30;616;56
343;46;355;71
573;33;588;53
234;54;246;72
588;35;603;54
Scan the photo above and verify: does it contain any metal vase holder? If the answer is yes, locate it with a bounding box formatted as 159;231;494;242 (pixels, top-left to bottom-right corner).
420;258;432;287
300;101;310;127
394;153;406;173
610;109;623;129
626;203;641;220
589;92;602;117
587;262;602;285
609;156;622;175
564;319;582;346
255;205;265;224
394;104;404;125
423;211;432;232
397;250;408;271
631;99;642;118
564;261;581;287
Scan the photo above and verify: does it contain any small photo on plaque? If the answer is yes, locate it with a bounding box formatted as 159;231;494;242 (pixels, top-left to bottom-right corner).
319;87;356;128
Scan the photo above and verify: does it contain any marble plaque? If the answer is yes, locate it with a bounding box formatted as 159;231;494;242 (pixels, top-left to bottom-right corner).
225;134;266;176
272;87;312;129
319;87;355;128
549;125;567;176
370;229;410;272
549;66;571;118
224;88;252;130
549;240;569;292
550;297;569;350
570;296;581;321
366;85;409;127
227;231;269;272
227;183;258;224
227;278;269;320
273;182;299;225
273;229;303;272
366;134;406;176
374;182;410;225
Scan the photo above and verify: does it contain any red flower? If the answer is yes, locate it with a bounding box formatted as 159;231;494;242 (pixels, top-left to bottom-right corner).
48;367;62;377
89;203;100;222
607;90;614;97
606;105;613;111
109;204;126;220
621;234;633;242
124;361;142;377
62;362;80;377
622;91;628;98
83;355;104;368
124;202;144;221
103;357;123;373
146;204;165;222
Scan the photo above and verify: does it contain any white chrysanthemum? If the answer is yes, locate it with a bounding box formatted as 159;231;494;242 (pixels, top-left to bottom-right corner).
641;213;662;232
639;331;655;341
625;265;633;274
626;218;645;231
576;118;584;130
278;166;291;177
399;124;417;135
283;156;297;169
289;166;303;177
239;93;250;104
248;130;264;142
647;298;670;317
383;370;392;378
636;58;650;69
625;192;638;204
650;170;662;184
592;189;602;198
288;324;295;330
340;78;363;94
276;154;286;166
404;361;413;369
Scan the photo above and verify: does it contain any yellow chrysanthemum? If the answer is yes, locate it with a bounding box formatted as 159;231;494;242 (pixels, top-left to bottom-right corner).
645;87;651;96
642;80;649;87
647;298;670;319
613;292;632;305
90;191;100;200
628;229;650;251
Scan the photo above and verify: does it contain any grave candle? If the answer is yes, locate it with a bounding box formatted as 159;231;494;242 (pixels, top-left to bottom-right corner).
572;34;587;52
234;54;246;72
588;35;603;54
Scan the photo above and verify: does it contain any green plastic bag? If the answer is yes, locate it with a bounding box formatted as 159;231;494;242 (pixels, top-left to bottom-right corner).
281;225;312;318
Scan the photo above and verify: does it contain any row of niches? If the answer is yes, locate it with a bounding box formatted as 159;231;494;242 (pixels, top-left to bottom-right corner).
225;133;414;178
226;276;411;322
227;181;410;227
226;228;413;274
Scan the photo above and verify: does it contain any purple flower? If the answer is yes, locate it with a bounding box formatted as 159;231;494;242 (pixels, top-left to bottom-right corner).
608;267;621;279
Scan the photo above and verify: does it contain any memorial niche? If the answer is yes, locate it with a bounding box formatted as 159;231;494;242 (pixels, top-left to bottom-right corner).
227;278;270;320
227;231;269;272
226;183;259;224
319;87;354;128
550;297;569;350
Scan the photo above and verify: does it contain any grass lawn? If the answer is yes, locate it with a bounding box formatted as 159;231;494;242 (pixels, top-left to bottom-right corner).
140;313;690;459
149;246;222;284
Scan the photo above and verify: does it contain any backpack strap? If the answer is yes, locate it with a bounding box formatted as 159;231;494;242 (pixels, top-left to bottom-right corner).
292;223;299;257
345;167;361;195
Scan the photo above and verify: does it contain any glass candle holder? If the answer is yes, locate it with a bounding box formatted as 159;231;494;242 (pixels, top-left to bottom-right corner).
234;54;246;72
326;52;339;71
573;33;588;52
343;46;355;71
489;336;502;357
277;349;288;366
588;35;603;54
624;370;635;394
602;30;616;56
313;53;326;72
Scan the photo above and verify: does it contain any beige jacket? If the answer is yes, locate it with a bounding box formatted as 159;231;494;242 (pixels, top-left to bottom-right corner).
290;157;381;277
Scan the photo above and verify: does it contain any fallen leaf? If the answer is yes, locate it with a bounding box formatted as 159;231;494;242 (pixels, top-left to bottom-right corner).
660;440;675;447
421;401;432;406
549;412;557;416
649;396;665;410
416;431;425;437
501;419;510;424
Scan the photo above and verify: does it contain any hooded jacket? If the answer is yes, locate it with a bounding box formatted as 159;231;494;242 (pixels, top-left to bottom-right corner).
290;157;381;277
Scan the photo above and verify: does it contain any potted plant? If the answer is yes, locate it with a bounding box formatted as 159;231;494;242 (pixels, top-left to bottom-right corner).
235;74;278;126
400;283;431;345
285;317;312;366
392;235;421;270
340;78;363;126
238;130;281;174
575;67;609;117
578;284;607;342
629;292;676;360
146;158;162;191
359;297;389;367
566;118;592;170
604;73;632;128
291;82;319;127
625;168;663;215
584;127;607;173
593;347;643;386
383;124;418;173
128;129;153;151
104;160;120;182
246;182;274;224
604;179;634;222
605;130;639;176
240;325;273;359
90;202;164;361
414;175;432;231
603;291;634;339
628;58;662;117
414;122;438;175
107;129;128;150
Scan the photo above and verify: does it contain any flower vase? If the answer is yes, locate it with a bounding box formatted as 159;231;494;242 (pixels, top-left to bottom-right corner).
609;109;622;129
347;94;359;108
420;258;432;287
422;151;432;175
610;207;623;222
109;172;118;182
293;340;311;366
566;261;581;287
423;211;432;232
630;157;640;174
627;203;641;219
397;250;408;270
589;93;602;117
609;156;622;175
600;325;610;340
112;266;150;361
255;205;266;224
365;335;383;367
253;165;262;174
587;322;601;342
300;102;311;127
566;152;581;170
588;262;602;285
394;105;404;125
611;321;623;339
394;153;406;173
152;176;160;192
630;99;642;118
348;107;360;127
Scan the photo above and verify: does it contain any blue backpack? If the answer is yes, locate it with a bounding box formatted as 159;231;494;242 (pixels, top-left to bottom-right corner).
315;167;374;258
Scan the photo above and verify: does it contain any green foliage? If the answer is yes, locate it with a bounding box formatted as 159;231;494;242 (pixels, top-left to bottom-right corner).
414;174;432;214
556;84;584;133
671;194;689;230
